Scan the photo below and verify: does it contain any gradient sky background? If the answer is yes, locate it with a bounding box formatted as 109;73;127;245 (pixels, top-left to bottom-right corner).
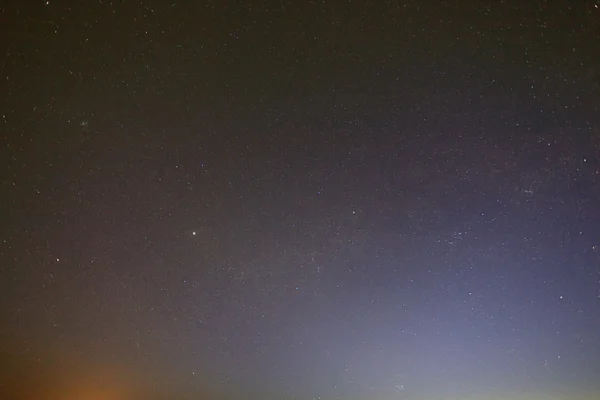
1;1;600;399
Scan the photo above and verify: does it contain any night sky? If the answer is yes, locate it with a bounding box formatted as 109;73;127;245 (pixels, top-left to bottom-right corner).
2;1;600;399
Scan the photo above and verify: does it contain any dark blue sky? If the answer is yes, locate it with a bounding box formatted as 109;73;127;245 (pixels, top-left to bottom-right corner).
1;1;600;399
